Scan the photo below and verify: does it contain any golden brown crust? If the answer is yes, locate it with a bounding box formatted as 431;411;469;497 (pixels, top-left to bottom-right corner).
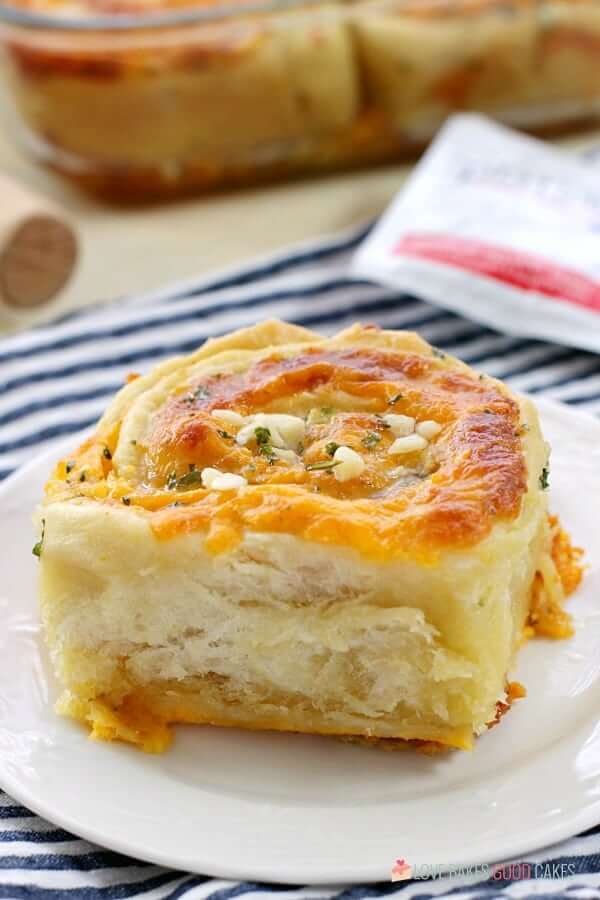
58;675;529;755
59;677;477;754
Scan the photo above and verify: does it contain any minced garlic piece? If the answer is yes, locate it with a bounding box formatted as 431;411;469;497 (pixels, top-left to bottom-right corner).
236;415;283;448
236;421;264;447
416;420;442;440
237;413;305;450
383;414;416;437
388;434;428;455
201;468;247;491
333;445;365;482
211;409;245;427
260;414;305;449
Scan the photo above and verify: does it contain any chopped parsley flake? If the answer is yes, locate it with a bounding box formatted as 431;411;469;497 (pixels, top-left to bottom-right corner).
325;441;340;457
167;469;204;491
79;472;86;482
217;429;232;440
65;461;74;474
362;432;381;449
388;393;403;405
305;459;341;472
103;447;112;460
539;466;550;490
32;519;45;558
432;348;447;359
254;426;275;461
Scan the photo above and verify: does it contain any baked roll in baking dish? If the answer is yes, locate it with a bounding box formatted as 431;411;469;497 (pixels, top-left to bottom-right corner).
35;321;582;752
6;0;600;199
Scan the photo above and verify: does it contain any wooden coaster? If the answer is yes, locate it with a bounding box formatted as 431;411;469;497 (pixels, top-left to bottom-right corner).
0;214;78;310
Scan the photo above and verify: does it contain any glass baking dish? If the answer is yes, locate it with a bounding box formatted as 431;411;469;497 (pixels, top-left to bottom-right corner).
0;0;599;203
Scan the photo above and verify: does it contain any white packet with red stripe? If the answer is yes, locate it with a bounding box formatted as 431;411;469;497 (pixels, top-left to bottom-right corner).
352;114;600;354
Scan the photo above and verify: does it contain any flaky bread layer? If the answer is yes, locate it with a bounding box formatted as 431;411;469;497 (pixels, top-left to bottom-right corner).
41;479;549;752
54;512;579;756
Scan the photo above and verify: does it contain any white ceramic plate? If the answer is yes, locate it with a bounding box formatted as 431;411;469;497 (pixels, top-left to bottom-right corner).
1;397;600;885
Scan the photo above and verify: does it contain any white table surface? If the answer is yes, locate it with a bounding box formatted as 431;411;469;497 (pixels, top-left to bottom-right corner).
1;91;599;337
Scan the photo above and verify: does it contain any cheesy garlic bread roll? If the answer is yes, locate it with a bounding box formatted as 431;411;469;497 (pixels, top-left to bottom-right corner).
35;321;582;752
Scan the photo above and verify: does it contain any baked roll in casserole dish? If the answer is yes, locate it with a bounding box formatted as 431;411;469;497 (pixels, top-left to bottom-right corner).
35;321;582;752
2;0;600;200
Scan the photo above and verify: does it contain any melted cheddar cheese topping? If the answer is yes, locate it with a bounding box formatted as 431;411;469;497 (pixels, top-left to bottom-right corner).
43;322;531;564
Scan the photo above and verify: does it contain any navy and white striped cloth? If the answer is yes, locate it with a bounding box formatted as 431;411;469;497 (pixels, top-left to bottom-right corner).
2;222;600;899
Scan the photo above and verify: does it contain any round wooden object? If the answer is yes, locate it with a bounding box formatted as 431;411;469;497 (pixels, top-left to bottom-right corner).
0;175;78;313
0;213;78;310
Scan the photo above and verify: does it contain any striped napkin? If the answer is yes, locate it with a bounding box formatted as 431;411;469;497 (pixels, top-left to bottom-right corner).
2;223;600;898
